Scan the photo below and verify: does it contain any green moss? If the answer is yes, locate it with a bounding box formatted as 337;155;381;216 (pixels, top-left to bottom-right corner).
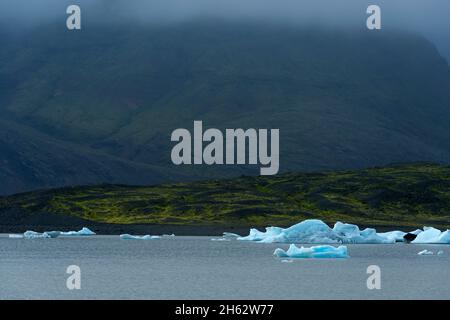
2;163;450;228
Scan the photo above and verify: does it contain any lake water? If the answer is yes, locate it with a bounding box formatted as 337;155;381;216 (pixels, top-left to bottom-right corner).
0;235;449;299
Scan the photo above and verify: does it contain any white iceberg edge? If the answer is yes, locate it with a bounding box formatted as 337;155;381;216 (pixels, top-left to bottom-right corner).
418;249;434;255
60;227;96;236
211;237;231;241
120;234;161;240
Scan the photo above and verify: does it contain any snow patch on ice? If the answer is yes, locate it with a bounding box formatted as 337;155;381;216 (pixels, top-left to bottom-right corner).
274;244;348;259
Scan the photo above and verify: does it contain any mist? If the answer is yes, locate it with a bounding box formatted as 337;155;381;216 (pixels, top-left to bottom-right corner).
0;0;449;61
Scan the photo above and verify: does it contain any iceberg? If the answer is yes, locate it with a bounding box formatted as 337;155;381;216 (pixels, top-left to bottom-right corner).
162;233;176;237
238;219;450;244
223;232;241;238
120;234;160;240
22;230;61;239
9;234;24;239
211;238;231;241
411;227;450;244
274;244;349;259
21;228;92;239
45;231;61;238
418;249;434;255
60;227;96;236
238;219;394;244
334;222;394;244
410;229;423;235
377;230;406;242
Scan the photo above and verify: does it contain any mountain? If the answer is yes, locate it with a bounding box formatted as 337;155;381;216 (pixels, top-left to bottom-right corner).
1;163;449;233
0;118;188;195
1;21;450;194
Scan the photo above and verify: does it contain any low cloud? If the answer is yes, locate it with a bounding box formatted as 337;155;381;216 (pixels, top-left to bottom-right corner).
0;0;449;60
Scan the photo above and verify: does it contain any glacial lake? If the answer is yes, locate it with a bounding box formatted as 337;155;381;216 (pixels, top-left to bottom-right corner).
0;235;449;299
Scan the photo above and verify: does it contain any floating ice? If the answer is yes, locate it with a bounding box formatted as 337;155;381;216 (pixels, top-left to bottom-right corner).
223;232;241;238
20;228;92;239
9;234;24;239
46;231;61;238
411;227;450;244
23;231;54;239
211;238;231;241
377;230;406;242
238;219;450;244
120;234;160;240
60;227;96;236
418;249;434;255
334;222;394;244
238;219;394;244
274;244;349;259
163;234;176;237
437;250;444;255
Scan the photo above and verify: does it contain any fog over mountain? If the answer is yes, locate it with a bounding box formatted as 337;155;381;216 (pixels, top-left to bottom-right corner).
1;0;449;61
0;1;449;195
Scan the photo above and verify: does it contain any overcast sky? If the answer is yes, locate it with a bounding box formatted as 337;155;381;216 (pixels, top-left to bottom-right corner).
0;0;449;61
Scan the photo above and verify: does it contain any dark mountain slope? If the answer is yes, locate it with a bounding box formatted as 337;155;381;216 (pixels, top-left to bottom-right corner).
1;22;450;193
0;119;185;195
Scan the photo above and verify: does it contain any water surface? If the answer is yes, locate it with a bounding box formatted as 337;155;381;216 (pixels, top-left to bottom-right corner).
1;235;449;299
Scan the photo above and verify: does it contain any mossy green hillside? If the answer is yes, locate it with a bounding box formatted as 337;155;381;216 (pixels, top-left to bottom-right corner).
1;163;450;229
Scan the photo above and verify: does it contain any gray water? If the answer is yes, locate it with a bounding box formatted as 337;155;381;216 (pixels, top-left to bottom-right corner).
1;235;449;299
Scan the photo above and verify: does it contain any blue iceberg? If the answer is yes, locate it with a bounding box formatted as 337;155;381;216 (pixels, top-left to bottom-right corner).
120;234;160;240
274;244;349;259
18;228;93;239
412;227;450;244
238;219;443;244
376;230;406;242
238;219;395;244
60;227;96;236
23;230;60;239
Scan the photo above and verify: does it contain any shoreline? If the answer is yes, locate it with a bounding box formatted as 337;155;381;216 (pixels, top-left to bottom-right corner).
0;223;252;237
0;207;433;237
0;222;425;237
